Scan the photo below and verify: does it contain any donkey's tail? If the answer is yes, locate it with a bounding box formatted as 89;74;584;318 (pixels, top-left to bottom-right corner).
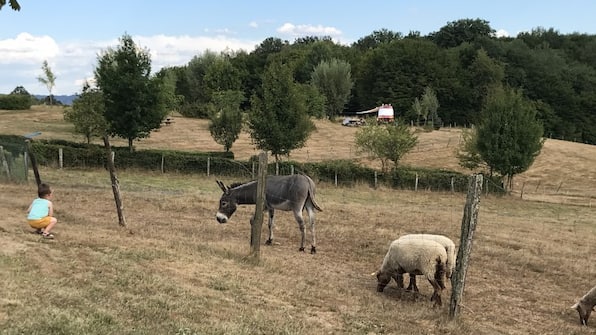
306;176;323;211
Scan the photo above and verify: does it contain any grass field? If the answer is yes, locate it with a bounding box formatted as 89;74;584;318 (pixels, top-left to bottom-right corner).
1;106;595;334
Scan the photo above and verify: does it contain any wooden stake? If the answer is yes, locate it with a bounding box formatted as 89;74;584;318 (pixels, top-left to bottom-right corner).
449;174;483;319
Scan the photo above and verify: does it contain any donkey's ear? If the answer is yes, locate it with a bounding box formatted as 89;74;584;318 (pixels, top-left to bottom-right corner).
216;180;228;192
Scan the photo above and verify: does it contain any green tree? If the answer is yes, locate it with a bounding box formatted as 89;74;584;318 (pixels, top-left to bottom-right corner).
208;90;244;152
10;86;29;95
247;60;315;161
411;97;423;125
37;60;56;105
421;86;440;126
95;33;168;152
0;0;20;11
475;86;544;190
456;127;486;172
355;124;418;172
64;82;108;144
430;18;495;48
311;58;353;119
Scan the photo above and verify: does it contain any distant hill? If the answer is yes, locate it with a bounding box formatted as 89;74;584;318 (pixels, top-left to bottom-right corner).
33;94;77;106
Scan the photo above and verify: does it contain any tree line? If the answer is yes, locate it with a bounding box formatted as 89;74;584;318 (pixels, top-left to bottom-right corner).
5;19;584;190
143;19;595;145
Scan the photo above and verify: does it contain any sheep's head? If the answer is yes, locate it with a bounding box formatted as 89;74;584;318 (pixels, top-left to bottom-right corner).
374;271;392;292
571;302;593;326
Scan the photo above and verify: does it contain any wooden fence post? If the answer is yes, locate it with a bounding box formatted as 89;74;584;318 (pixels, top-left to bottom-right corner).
250;152;268;259
0;146;10;179
103;135;127;227
59;147;63;169
449;173;483;320
25;140;42;187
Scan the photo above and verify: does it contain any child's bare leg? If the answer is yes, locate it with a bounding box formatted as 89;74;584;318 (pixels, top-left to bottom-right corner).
43;217;57;234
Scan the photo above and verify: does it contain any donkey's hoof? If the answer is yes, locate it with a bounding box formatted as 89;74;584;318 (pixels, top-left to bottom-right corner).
310;246;316;254
299;247;305;252
265;239;273;245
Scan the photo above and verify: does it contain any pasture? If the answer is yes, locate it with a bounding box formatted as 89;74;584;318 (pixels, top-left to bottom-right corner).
1;107;595;334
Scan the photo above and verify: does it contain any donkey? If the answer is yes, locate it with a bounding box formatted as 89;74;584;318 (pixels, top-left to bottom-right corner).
216;174;322;253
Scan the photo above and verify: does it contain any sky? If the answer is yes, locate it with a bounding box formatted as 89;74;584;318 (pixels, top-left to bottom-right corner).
2;0;596;96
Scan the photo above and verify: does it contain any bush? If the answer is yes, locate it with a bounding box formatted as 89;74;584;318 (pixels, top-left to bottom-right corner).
21;138;492;194
0;94;32;110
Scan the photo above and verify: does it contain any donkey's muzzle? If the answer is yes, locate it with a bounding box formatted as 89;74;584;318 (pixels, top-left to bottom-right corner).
216;212;228;224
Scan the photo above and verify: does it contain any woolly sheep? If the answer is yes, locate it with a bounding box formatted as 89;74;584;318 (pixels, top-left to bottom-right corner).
571;285;596;326
396;234;456;291
374;238;447;307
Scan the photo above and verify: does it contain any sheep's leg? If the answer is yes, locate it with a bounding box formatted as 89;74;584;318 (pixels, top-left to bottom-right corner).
427;278;443;307
265;209;275;245
293;210;306;252
395;274;405;289
406;274;419;292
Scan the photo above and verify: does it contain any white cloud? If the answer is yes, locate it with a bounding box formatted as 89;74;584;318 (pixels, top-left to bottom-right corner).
0;33;260;95
495;29;510;38
249;21;258;28
0;32;60;64
277;23;342;37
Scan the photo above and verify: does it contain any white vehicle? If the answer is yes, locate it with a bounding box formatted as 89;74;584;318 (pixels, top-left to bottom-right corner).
376;104;394;123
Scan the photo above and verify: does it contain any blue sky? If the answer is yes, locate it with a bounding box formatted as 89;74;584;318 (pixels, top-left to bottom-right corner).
2;0;596;95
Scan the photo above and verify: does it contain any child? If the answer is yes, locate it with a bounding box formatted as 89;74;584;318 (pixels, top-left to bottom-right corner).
27;183;58;239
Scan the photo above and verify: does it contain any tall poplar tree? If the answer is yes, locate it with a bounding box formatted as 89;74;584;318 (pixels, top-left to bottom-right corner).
247;60;314;161
37;60;56;105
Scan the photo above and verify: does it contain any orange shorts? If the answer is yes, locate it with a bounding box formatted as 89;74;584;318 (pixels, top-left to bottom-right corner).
28;216;52;229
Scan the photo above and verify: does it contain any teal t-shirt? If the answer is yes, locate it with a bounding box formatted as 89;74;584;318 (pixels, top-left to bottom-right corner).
27;198;50;220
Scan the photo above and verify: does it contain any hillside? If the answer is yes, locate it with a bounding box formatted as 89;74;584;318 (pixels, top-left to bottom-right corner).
1;107;596;334
1;106;595;204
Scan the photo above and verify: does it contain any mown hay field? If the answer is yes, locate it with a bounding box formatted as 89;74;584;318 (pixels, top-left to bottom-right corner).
1;107;595;334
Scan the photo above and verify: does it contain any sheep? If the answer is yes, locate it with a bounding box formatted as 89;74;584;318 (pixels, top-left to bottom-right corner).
571;285;596;326
395;234;456;292
374;238;447;307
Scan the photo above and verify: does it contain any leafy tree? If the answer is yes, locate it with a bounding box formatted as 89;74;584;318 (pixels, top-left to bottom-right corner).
411;97;423;125
474;86;544;190
311;58;353;119
352;29;402;51
430;18;495;48
10;86;30;95
298;83;326;119
456;127;486;172
355;124;418;172
420;86;440;126
208;90;244;152
0;0;20;11
95;33;168;152
154;67;183;114
247;60;315;161
181;50;219;117
64;82;107;144
37;60;56;105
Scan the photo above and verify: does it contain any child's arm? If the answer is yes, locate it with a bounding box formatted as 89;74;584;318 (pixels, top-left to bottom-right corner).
48;201;54;217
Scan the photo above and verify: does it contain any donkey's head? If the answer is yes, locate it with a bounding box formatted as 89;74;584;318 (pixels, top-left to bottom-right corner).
216;180;237;224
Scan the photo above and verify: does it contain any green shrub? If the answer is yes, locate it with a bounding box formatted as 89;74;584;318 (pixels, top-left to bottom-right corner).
0;94;32;109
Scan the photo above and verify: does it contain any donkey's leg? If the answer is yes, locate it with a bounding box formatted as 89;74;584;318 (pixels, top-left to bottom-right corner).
293;210;306;252
265;209;275;245
306;205;316;254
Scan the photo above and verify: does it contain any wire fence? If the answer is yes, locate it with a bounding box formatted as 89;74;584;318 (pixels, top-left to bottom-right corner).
2;139;593;207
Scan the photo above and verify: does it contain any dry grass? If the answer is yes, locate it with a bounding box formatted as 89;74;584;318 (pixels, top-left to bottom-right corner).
1;106;596;334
